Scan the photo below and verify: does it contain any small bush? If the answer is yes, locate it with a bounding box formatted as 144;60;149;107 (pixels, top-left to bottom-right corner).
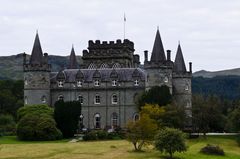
200;144;225;156
83;130;122;141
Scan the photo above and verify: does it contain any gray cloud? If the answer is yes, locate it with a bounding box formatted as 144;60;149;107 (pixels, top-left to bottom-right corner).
0;0;240;71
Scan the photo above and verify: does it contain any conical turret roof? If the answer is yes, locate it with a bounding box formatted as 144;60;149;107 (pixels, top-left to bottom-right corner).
174;44;187;73
68;46;78;69
150;29;166;62
30;32;43;65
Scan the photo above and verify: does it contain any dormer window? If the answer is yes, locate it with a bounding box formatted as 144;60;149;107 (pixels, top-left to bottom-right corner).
94;80;100;86
164;76;168;83
112;80;117;86
134;80;139;86
58;81;64;87
77;80;83;87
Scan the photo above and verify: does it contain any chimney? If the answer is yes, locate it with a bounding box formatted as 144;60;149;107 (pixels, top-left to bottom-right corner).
167;50;171;61
43;53;48;64
144;50;148;62
189;62;192;73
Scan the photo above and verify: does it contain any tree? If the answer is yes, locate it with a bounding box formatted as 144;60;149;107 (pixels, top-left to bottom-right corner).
126;114;158;151
0;114;16;136
54;100;81;138
137;86;172;109
226;107;240;132
154;128;187;159
16;104;62;141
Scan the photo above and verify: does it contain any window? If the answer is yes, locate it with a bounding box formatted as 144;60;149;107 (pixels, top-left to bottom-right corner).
133;113;140;121
41;95;46;103
94;113;101;129
95;94;100;104
185;84;189;91
112;80;117;86
134;79;139;86
79;114;84;130
24;78;28;86
164;76;168;83
88;63;96;69
112;63;121;68
94;80;100;86
58;95;64;101
112;94;118;104
24;96;28;105
58;81;64;87
77;80;82;87
111;113;118;128
78;95;83;104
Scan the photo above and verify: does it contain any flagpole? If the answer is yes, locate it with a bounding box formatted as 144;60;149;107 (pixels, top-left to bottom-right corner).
124;13;126;40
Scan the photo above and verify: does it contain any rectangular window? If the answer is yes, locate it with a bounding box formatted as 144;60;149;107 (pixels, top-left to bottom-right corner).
95;95;100;104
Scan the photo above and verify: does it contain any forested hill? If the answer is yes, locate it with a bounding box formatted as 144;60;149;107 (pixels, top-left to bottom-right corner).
0;53;82;80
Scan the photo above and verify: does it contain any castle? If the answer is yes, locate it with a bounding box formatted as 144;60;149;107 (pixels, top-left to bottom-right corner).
23;29;192;129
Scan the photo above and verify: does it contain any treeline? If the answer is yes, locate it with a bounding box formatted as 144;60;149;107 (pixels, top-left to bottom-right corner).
0;80;23;117
192;76;240;100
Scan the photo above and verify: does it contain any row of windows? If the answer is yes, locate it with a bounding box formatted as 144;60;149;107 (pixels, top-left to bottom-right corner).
57;79;140;88
79;113;140;129
88;63;122;69
58;94;118;105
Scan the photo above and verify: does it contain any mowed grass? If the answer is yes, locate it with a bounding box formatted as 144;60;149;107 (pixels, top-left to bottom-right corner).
0;136;239;159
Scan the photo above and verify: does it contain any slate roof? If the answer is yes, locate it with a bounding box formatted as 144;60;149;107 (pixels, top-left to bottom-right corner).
150;29;166;62
30;32;43;65
51;68;146;83
174;44;187;73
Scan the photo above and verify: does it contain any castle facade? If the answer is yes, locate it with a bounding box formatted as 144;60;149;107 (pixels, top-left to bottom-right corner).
23;29;192;129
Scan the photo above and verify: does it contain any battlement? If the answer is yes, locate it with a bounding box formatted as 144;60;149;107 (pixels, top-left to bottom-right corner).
88;39;134;51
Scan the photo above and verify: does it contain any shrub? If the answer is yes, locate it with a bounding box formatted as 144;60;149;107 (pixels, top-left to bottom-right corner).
17;114;62;141
154;128;187;159
82;130;122;141
200;144;225;156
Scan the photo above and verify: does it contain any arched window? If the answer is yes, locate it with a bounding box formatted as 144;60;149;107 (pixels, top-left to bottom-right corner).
94;94;100;104
111;113;118;128
112;94;118;104
58;81;64;87
79;114;84;130
94;79;100;86
88;63;96;69
77;80;83;87
58;95;64;101
134;79;139;86
112;80;117;86
164;76;168;83
94;113;101;129
78;95;83;104
24;96;28;105
133;113;140;122
41;95;46;103
185;84;189;91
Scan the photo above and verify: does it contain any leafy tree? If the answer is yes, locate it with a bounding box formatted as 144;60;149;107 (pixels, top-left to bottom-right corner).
126;114;158;151
0;114;16;136
137;86;172;109
54;100;81;138
226;107;240;132
16;104;62;141
192;95;226;137
154;128;187;159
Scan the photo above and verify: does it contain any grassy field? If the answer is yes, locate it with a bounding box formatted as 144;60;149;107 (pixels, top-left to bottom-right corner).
0;136;239;159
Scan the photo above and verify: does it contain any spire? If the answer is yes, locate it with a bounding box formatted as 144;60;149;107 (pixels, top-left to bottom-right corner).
30;32;43;65
174;44;187;73
68;45;78;69
150;29;166;62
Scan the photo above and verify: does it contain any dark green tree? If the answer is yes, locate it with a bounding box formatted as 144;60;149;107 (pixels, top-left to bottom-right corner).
154;128;187;159
54;100;81;138
0;114;16;136
137;85;172;109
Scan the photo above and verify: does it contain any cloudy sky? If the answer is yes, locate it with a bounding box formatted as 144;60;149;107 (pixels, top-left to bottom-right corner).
0;0;240;72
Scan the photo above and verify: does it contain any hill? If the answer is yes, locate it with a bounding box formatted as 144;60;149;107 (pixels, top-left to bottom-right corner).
0;53;82;80
193;68;240;78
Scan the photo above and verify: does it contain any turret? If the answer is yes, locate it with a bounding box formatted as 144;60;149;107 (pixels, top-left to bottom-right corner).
23;32;51;106
68;45;78;69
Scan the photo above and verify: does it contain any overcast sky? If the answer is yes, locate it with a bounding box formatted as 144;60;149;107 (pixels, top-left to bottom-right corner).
0;0;240;72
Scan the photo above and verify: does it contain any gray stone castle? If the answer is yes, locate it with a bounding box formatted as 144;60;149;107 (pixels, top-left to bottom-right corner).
23;29;192;129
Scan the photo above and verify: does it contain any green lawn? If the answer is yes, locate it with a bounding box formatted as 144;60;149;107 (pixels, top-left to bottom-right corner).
0;136;239;159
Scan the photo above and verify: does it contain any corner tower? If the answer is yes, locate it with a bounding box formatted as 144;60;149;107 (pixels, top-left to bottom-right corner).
144;29;174;92
172;43;192;126
23;32;51;105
